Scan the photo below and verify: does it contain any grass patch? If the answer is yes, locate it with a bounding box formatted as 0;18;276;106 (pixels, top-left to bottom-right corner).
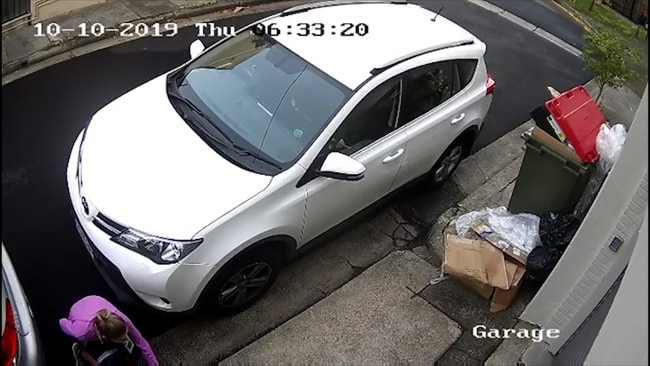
567;0;641;36
565;0;648;96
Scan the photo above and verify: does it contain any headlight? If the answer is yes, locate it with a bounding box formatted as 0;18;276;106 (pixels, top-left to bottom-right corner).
111;228;203;264
77;128;86;184
77;124;90;187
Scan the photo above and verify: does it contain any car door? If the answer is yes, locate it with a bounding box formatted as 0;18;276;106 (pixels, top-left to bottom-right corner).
391;59;478;189
300;76;408;243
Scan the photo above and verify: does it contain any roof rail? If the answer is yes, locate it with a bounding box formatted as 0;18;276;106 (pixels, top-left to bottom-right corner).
370;39;474;75
280;0;407;16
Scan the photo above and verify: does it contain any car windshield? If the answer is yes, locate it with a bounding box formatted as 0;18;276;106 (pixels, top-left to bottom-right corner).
172;29;352;171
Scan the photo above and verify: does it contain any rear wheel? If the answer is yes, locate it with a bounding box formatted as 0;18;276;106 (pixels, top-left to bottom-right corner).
424;142;465;189
201;247;283;314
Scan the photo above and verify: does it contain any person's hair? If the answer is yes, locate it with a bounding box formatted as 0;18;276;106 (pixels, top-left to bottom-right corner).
94;309;127;341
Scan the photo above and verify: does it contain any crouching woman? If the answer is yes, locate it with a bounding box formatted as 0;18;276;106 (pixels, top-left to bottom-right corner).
59;295;159;366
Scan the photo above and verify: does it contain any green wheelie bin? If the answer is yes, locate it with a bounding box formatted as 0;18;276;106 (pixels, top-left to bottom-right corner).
507;127;592;217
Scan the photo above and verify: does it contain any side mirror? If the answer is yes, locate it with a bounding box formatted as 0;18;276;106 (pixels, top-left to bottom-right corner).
317;152;365;181
189;39;205;59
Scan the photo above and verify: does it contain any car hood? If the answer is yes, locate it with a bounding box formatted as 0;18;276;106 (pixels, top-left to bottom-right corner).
79;74;272;239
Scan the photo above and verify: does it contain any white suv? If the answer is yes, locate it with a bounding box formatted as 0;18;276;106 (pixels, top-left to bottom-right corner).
67;0;495;313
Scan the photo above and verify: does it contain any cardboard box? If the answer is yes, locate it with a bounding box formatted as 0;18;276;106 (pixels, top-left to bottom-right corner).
456;263;525;313
442;235;510;290
443;234;527;313
527;127;583;164
470;220;528;265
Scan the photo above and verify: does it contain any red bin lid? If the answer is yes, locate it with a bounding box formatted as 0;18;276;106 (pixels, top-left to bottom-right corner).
544;86;606;163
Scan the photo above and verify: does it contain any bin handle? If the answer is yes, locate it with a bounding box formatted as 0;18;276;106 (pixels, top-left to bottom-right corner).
562;163;580;177
540;145;568;163
525;143;582;176
527;144;543;154
538;145;581;177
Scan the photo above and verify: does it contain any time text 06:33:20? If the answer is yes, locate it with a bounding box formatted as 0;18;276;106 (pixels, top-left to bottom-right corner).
253;22;369;37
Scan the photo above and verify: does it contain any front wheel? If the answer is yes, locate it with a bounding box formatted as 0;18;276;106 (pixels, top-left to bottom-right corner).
424;143;465;189
201;247;283;314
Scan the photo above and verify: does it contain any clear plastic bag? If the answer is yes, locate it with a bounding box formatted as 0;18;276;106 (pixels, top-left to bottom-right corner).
455;206;541;255
596;124;627;173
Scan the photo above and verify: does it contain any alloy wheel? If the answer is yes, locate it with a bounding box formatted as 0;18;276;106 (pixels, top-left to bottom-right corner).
218;262;272;308
434;145;463;183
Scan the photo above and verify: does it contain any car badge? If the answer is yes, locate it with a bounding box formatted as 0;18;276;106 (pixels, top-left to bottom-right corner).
81;196;90;216
80;197;98;219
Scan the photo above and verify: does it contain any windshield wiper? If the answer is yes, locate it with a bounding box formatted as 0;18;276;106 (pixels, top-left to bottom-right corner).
188;121;281;169
167;90;281;170
167;90;234;145
166;79;281;170
229;144;282;169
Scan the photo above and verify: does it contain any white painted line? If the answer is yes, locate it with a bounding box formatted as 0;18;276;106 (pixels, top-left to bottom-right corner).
466;0;583;58
500;10;538;31
466;0;506;14
534;28;583;57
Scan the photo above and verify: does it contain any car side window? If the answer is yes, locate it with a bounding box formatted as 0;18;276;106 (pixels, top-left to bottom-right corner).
453;59;478;93
328;77;403;155
399;61;454;124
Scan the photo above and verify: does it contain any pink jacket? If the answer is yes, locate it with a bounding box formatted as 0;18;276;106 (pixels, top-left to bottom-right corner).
59;295;159;366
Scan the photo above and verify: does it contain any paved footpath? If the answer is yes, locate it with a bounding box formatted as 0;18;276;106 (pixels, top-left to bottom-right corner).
224;251;461;365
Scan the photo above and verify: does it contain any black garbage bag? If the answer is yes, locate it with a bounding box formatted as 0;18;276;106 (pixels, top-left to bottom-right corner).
527;212;582;283
538;212;581;249
527;246;564;284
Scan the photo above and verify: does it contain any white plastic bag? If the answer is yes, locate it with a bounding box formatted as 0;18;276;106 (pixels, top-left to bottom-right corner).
455;206;541;255
596;124;627;173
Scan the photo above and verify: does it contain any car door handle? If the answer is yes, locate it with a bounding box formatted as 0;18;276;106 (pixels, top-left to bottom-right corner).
451;113;465;124
382;148;404;163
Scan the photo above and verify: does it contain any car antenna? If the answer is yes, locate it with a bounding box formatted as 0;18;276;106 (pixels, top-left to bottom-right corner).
431;6;444;21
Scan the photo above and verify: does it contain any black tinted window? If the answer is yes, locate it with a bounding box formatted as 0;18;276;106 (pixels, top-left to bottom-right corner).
454;59;478;91
329;78;402;155
400;61;454;123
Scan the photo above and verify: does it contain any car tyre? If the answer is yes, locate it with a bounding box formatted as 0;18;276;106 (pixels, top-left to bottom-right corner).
424;141;465;189
201;246;283;315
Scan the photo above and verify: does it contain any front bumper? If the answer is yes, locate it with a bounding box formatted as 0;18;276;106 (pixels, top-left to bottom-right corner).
72;217;143;308
66;132;209;312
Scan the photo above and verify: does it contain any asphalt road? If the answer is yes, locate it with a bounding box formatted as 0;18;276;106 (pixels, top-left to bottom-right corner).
486;0;587;50
1;1;590;364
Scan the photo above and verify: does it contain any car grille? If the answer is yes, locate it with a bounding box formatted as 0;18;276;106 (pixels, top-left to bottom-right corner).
93;213;127;236
77;216;143;306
